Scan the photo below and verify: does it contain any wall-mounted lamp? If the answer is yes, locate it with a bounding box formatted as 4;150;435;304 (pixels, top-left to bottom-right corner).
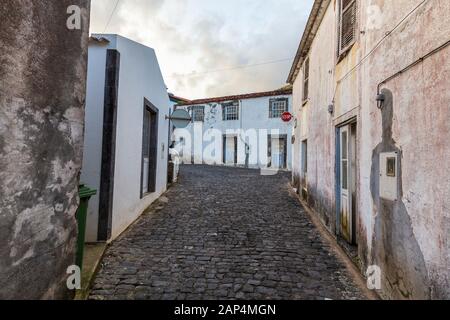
376;93;385;109
328;104;334;115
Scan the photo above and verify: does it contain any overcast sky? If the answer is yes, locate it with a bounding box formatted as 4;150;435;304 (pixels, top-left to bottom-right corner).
90;0;314;99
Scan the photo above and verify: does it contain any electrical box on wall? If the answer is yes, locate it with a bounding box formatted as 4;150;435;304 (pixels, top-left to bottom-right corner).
380;152;398;201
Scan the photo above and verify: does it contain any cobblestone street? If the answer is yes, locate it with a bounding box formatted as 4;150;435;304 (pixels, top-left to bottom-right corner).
90;165;367;300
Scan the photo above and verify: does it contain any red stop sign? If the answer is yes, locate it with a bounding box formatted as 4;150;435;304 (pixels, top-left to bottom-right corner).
281;112;293;122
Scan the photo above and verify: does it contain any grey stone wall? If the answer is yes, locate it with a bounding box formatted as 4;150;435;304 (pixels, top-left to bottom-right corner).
0;1;90;299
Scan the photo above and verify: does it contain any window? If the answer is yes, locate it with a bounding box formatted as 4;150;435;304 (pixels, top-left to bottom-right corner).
338;0;357;55
269;99;288;118
302;140;308;176
303;57;309;102
222;102;239;121
191;106;205;122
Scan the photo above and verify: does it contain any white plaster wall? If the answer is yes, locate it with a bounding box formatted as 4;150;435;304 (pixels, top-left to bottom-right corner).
83;34;170;242
175;95;293;170
112;35;170;240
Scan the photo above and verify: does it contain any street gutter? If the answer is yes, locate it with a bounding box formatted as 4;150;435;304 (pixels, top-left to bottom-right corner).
288;183;380;300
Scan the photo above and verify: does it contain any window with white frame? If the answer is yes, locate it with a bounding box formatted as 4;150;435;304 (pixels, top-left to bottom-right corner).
338;0;357;55
191;106;205;122
269;98;288;118
303;57;309;103
222;102;239;121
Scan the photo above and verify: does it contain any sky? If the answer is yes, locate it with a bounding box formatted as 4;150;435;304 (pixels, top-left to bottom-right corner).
90;0;314;100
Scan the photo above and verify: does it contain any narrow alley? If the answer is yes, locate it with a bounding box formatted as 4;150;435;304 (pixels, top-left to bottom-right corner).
89;166;367;300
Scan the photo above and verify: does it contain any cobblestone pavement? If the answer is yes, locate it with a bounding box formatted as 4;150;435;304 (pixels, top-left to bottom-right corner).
90;165;367;300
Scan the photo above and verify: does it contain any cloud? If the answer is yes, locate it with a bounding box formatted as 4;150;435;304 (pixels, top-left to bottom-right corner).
90;0;313;99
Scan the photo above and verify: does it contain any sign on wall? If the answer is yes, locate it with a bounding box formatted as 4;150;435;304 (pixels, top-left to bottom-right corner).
281;112;293;123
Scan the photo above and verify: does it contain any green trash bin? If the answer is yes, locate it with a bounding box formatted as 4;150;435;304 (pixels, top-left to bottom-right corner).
76;184;97;270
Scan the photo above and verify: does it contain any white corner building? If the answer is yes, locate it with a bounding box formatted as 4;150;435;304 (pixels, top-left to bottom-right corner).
82;34;170;242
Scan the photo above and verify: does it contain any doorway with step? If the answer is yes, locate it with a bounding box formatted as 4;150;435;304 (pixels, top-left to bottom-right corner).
223;135;238;166
336;121;358;246
268;134;288;170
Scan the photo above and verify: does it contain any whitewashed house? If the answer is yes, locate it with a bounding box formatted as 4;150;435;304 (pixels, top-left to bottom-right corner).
174;88;293;170
82;34;170;242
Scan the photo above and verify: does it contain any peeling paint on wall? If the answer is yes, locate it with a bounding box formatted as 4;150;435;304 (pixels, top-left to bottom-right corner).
370;89;429;299
0;1;90;299
205;103;220;127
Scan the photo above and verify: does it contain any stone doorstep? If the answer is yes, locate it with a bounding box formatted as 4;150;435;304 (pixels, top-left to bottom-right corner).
74;243;108;300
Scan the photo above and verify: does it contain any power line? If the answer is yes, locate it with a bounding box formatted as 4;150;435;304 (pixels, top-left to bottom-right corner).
173;57;295;78
103;0;121;33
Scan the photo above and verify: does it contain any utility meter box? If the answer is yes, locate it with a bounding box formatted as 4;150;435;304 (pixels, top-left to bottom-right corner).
380;152;398;201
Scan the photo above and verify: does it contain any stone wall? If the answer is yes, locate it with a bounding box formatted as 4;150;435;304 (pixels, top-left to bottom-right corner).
0;1;90;299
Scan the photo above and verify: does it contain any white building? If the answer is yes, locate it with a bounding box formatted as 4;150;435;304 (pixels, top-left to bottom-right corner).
174;88;293;170
82;34;170;242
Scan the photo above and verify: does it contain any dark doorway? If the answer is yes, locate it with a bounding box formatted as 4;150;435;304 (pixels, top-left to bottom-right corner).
223;135;238;165
141;99;159;198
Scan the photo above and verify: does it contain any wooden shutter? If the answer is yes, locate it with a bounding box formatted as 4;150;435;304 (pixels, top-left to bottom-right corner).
303;58;309;102
269;99;273;118
339;0;357;55
222;104;226;121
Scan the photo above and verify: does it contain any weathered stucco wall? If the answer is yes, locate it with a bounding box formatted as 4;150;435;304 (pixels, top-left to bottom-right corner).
292;0;450;299
0;1;90;299
303;3;340;230
292;2;345;231
360;0;450;299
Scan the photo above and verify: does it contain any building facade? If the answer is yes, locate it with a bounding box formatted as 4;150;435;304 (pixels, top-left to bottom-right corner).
289;0;450;299
82;34;170;242
174;88;293;170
